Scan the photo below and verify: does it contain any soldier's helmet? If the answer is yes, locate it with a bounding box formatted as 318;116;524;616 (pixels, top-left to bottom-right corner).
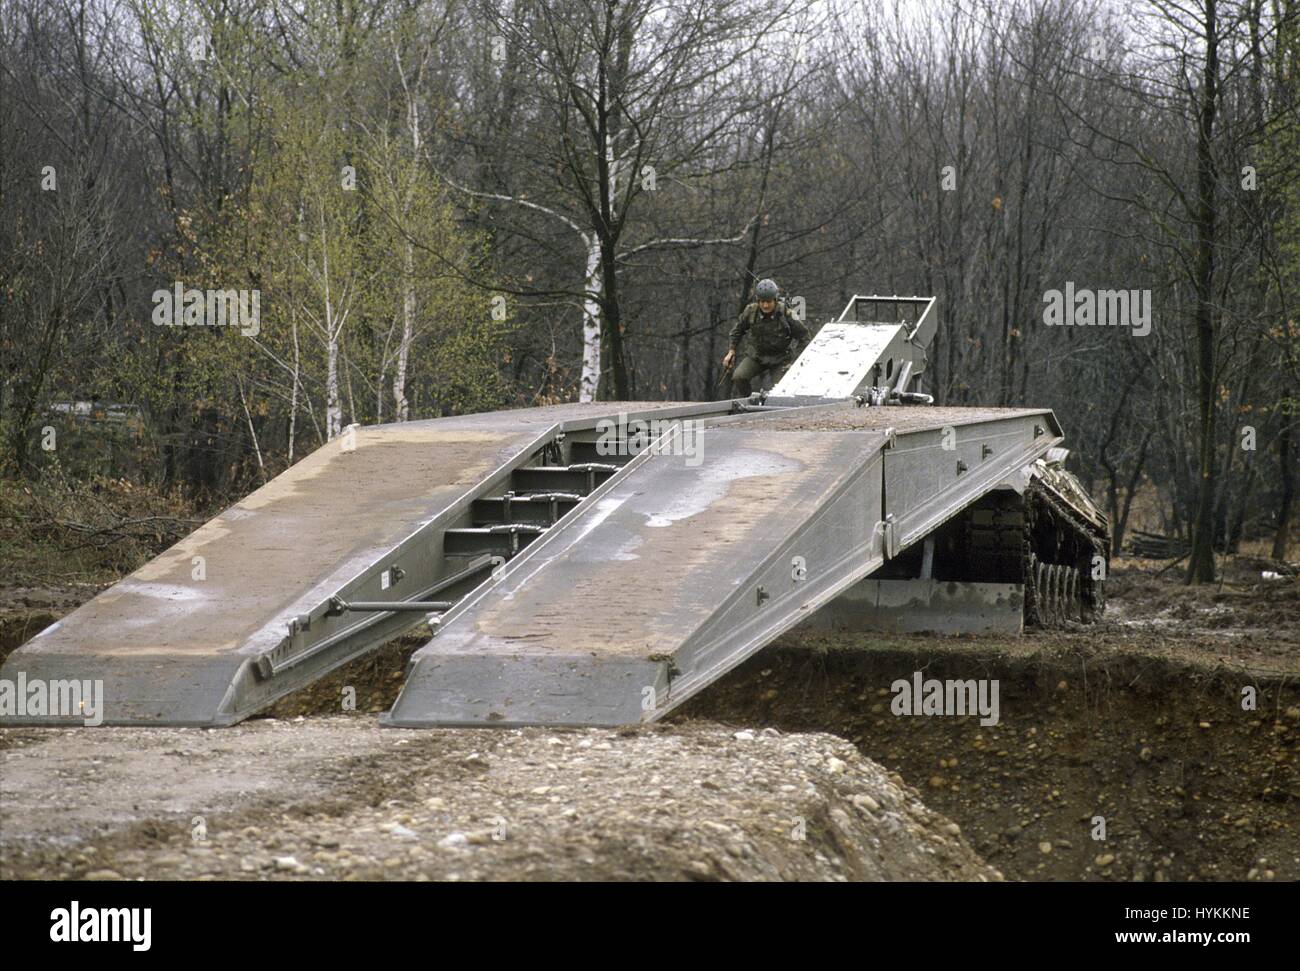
754;278;779;301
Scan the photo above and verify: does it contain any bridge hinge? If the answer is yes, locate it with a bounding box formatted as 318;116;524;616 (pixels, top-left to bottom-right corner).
876;514;899;559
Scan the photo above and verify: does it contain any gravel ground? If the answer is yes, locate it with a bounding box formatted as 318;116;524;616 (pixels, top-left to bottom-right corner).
0;718;999;882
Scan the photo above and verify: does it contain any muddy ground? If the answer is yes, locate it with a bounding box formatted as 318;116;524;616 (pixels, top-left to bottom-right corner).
0;558;1296;881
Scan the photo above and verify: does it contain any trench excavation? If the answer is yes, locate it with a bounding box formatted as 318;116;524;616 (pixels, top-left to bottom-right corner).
675;636;1298;882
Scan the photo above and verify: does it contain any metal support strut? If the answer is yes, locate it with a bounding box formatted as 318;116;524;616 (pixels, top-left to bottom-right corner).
328;598;453;614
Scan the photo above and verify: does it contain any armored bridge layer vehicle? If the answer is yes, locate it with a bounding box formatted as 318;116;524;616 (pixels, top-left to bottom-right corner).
1;296;1108;728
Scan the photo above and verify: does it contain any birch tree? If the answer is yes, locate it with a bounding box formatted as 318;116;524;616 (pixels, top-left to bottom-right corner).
454;0;809;400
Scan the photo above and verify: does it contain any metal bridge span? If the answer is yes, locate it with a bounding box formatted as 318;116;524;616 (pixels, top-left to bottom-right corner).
1;399;1059;728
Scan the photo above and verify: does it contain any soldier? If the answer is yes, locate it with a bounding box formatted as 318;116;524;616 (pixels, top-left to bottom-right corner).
721;278;811;397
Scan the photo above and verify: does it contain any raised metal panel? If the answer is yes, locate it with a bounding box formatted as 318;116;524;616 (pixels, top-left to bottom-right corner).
771;322;911;399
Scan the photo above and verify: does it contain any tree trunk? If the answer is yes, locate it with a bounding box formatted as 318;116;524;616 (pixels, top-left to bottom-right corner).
1187;0;1221;584
599;233;629;399
289;313;300;463
1274;421;1294;560
579;233;602;402
326;334;342;440
394;240;415;421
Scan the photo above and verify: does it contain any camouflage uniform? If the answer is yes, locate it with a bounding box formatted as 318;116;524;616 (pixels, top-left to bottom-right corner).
728;302;811;396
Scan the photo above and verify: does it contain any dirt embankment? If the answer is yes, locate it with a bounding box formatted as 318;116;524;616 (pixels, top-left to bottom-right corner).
0;720;996;882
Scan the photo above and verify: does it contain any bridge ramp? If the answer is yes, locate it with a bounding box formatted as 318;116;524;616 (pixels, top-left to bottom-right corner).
0;403;700;726
385;427;889;726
